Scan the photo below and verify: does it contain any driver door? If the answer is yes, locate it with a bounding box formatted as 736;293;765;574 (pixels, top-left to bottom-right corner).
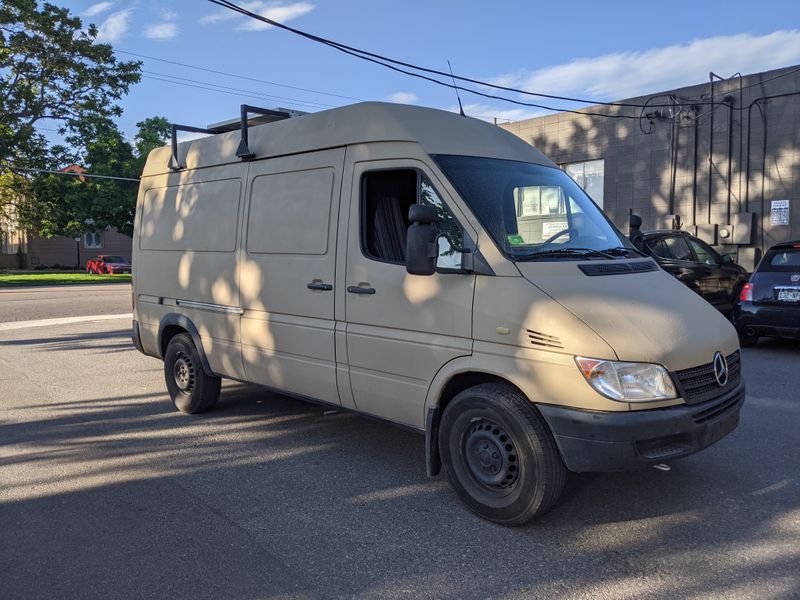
343;159;476;429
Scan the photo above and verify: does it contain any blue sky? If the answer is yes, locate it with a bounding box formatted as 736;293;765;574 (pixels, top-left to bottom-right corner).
60;0;800;140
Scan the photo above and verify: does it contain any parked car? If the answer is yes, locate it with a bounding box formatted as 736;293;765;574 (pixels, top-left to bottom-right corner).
639;230;749;314
734;240;800;346
86;255;131;274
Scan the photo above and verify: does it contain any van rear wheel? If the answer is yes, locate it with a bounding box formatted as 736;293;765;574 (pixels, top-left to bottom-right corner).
439;383;566;526
163;333;221;413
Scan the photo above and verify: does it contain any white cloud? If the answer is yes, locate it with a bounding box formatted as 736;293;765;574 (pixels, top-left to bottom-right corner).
96;9;132;42
200;1;315;31
384;92;418;104
84;1;114;17
489;30;800;102
160;8;179;21
143;22;178;40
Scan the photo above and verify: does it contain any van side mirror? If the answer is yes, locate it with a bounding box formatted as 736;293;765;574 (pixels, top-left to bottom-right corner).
629;214;643;230
406;205;438;276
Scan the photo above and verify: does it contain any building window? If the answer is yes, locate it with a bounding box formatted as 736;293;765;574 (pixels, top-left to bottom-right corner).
84;232;103;249
563;159;604;208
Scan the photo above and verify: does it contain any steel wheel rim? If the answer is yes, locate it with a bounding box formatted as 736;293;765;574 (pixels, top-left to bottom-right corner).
173;351;195;392
463;418;519;490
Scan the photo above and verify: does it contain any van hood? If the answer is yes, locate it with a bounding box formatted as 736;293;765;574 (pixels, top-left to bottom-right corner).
516;261;739;371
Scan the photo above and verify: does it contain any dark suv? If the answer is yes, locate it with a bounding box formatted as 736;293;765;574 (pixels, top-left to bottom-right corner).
734;240;800;345
641;230;749;314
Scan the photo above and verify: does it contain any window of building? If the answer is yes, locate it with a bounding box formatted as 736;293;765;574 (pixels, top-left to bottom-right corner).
84;231;103;249
563;160;604;208
362;169;462;264
515;186;564;217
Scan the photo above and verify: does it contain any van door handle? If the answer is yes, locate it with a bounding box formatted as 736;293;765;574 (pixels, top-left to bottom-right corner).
307;282;333;291
347;285;376;295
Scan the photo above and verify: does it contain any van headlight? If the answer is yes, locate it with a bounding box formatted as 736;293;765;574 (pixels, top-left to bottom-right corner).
574;357;677;402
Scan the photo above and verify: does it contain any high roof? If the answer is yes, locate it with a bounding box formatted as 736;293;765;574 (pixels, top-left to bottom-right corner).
142;102;555;177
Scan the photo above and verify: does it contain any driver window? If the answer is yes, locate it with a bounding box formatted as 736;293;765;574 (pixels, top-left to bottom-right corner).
687;238;720;265
420;174;464;269
361;169;463;266
664;236;693;261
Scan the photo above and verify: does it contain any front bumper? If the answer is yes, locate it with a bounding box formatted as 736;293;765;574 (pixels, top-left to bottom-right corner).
734;302;800;340
538;382;745;472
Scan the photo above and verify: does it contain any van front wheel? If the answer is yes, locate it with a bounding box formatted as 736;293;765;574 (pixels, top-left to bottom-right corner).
163;333;221;413
439;383;566;526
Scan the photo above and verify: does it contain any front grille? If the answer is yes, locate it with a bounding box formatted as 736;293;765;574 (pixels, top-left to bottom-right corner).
674;351;741;404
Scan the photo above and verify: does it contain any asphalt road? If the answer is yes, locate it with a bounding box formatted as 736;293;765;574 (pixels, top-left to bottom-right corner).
0;286;798;599
0;283;132;322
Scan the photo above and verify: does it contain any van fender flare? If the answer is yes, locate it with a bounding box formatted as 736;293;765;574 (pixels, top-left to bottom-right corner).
157;313;214;376
422;355;534;477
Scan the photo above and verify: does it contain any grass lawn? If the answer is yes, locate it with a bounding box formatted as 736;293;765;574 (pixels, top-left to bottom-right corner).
0;272;132;287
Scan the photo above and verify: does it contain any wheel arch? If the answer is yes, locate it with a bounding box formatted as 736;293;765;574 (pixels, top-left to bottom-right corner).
423;358;536;477
157;313;214;376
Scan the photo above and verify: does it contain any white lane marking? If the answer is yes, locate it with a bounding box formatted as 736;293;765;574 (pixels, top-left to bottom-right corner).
0;313;132;331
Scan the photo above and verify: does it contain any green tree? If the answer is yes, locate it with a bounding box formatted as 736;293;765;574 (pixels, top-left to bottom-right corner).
24;116;170;238
0;0;141;167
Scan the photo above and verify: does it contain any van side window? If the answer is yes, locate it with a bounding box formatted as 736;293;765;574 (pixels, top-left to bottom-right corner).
362;169;462;264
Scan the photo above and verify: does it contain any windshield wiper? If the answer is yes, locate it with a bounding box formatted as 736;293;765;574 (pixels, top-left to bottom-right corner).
516;247;617;261
600;246;647;257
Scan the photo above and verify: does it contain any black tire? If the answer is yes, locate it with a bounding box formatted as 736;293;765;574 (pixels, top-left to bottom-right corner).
163;333;221;413
439;383;566;526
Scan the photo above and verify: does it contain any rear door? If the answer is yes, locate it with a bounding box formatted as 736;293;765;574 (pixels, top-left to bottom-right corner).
239;148;345;406
342;157;476;429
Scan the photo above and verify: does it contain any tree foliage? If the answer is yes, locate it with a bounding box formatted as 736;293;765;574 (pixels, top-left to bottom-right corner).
22;116;170;238
0;0;141;167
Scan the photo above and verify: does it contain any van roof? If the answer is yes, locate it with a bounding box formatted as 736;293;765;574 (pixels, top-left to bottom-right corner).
142;102;555;177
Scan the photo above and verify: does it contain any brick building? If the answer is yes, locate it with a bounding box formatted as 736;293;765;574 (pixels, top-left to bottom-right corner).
500;65;800;271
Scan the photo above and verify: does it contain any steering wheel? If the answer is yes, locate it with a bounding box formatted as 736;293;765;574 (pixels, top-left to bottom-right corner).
541;228;573;245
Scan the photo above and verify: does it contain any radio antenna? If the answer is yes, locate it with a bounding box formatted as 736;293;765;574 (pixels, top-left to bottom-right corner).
447;60;466;117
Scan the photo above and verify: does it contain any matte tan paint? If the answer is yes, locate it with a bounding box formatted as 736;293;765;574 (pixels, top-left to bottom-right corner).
132;101;739;435
239;148;345;406
515;262;740;371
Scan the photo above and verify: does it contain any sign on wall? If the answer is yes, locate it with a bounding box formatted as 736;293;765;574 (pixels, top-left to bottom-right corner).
771;200;790;226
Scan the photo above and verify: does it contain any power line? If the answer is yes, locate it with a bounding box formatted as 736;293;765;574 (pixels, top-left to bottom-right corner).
1;164;139;182
141;70;335;109
115;49;365;102
207;0;685;111
209;0;800;118
141;75;332;111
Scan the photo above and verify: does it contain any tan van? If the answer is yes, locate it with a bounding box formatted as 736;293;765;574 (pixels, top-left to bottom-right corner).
132;102;744;525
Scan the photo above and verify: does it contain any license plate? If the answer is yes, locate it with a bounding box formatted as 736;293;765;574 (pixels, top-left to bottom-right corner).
776;287;800;302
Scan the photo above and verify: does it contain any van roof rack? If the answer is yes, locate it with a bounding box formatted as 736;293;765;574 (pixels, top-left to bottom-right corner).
169;104;295;170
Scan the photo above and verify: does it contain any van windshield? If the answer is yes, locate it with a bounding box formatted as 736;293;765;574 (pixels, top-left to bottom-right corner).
433;155;635;260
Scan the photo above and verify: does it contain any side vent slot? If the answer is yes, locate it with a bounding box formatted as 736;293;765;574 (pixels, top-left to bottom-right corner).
526;329;563;349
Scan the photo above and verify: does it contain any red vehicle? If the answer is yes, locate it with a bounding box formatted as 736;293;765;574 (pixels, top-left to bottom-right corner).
86;255;132;275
